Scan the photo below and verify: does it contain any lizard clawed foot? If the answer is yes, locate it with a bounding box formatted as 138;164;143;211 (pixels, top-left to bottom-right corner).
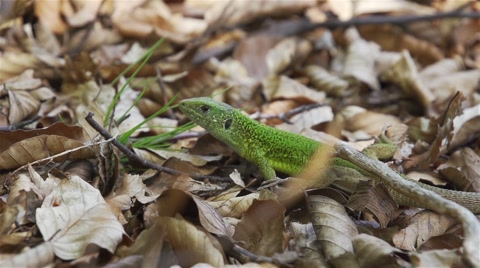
257;177;288;190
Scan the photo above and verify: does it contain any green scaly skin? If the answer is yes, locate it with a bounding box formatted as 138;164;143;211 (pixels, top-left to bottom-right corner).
178;97;480;213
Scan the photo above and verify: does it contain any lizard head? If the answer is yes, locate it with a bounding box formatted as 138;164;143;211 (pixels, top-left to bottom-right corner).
178;97;246;147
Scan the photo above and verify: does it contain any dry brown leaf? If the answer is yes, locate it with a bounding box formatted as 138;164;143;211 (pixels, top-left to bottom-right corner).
205;0;316;27
392;211;457;250
307;195;357;259
192;196;231;238
263;75;326;103
7;90;40;124
266;38;312;76
0;134;94;170
438;147;480;192
36;176;124;260
208;192;260;219
111;0;207;43
339;106;401;138
117;217;167;267
353;234;405;267
343;28;381;90
233;35;281;81
159;216;225;267
380;50;436;110
450;103;480;149
304;65;349;97
34;0;67;34
411;249;462;268
233;199;287;256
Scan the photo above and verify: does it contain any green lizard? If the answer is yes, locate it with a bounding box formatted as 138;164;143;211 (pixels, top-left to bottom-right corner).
178;97;480;213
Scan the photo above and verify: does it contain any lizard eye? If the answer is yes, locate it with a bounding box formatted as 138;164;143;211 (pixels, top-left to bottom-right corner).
200;105;210;112
224;119;232;129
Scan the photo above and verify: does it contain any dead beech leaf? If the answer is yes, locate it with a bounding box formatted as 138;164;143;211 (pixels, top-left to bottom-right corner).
0;52;42;83
2;241;55;267
450;104;480;149
36;176;124;260
205;0;316;27
233;199;287;256
192;196;231;238
266;38;312;76
0;134;94;170
353;234;405;267
424;70;480;105
234;35;281;81
438;147;480;192
263;75;325;103
307;195;357;259
411;249;462;267
207;192;260;219
34;0;67;33
7;90;40;124
343;28;381;90
304;65;349;97
340;106;401;137
380;50;435;109
392;211;457;250
159;216;225;267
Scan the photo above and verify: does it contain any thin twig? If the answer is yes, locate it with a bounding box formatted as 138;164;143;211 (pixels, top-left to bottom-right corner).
85;112;232;182
0;116;41;132
335;142;480;267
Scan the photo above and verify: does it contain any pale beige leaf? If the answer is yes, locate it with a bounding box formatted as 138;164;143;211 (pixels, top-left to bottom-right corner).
266;38;312;76
36;176;124;260
353;234;404;267
263;75;325;103
8;90;41;124
340;106;401;137
392;211;456;250
306;195;357;259
205;0;316;27
192;196;230;238
160;216;225;267
380;50;435;109
0;53;42;83
343;28;381;90
304;65;349;97
411;249;462;267
28;164;61;199
208;192;260;218
438;147;480;192
1;242;55;267
424;70;480;104
450;104;480;149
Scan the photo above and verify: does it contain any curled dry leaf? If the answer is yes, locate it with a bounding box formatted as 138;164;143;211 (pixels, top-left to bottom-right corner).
343;28;381;90
233;199;287;256
392;211;457;250
353;234;406;267
266;38;312;76
0;134;94;170
438;147;480;192
339;106;401;137
263;75;325;103
192;196;230;238
7;90;41;124
205;0;316;27
304;65;349;97
158;216;225;267
306;195;357;259
36;176;124;260
2;241;55;267
380;50;435;110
